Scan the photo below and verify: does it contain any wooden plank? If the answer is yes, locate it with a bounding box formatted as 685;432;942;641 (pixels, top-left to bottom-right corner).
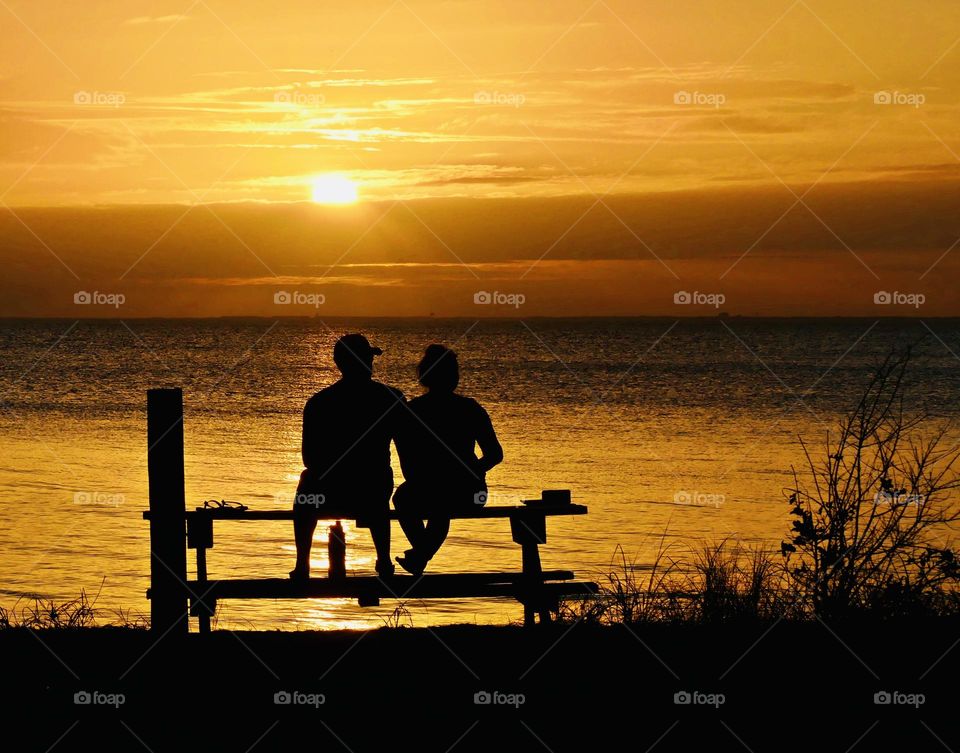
150;570;579;599
178;576;598;601
143;503;588;521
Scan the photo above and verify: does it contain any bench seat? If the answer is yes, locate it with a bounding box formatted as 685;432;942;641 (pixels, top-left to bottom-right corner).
142;503;588;521
170;572;596;603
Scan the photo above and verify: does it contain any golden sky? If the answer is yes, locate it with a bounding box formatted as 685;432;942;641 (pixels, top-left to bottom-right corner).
1;0;959;316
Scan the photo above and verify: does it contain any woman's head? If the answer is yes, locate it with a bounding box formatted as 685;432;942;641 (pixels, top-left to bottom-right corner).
417;344;459;392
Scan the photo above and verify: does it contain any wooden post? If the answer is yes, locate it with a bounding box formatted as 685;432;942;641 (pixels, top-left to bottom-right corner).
147;388;188;636
521;542;542;626
195;546;210;635
511;511;548;626
187;511;214;634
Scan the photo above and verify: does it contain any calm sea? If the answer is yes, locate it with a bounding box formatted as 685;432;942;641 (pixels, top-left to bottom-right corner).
1;317;958;630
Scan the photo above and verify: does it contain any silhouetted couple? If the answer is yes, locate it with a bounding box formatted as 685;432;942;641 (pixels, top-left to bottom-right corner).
290;334;503;579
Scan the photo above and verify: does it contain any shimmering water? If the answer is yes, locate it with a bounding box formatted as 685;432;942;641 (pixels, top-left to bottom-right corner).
1;317;958;630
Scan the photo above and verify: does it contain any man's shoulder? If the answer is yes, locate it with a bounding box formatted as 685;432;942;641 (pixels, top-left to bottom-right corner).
306;380;403;407
306;382;340;403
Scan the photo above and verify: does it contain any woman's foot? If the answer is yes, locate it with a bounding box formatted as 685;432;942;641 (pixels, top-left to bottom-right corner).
289;566;309;580
375;560;395;578
395;551;426;576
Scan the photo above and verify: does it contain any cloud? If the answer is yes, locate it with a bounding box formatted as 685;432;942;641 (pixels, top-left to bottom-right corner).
834;162;960;179
123;15;190;26
182;274;403;288
415;175;539;187
2;175;960;316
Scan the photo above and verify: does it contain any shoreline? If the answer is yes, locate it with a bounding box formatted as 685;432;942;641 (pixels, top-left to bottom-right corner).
2;619;956;751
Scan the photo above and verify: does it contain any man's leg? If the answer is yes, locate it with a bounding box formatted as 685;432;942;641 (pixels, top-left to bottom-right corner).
291;512;318;578
368;516;392;575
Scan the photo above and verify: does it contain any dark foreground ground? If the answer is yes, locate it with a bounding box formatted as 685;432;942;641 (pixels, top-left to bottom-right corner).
1;619;957;752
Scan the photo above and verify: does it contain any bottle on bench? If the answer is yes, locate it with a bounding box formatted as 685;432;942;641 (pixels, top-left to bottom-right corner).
328;521;346;579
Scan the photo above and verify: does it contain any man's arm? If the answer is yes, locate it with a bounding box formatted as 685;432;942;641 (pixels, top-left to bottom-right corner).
387;386;409;467
386;387;407;438
301;397;318;469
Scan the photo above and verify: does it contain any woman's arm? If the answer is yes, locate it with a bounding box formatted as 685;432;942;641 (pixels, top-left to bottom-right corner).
474;404;503;474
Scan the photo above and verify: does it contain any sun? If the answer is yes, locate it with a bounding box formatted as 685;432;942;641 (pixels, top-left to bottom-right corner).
310;174;358;205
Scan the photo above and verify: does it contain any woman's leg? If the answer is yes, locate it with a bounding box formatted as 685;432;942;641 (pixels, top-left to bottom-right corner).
397;518;426;552
419;518;451;562
393;482;426;551
419;491;478;562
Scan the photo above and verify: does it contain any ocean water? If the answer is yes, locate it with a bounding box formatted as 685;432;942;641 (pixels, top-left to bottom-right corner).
1;317;958;630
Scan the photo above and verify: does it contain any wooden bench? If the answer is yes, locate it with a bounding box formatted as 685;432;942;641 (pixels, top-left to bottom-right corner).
143;388;597;635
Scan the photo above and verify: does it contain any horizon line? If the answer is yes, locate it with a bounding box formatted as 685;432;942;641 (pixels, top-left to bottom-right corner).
3;315;959;322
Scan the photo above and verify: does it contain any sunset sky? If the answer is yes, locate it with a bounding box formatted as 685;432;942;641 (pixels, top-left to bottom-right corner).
1;0;959;316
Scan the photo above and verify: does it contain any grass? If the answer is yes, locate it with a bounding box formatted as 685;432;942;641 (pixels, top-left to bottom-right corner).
556;536;957;626
557;538;797;626
0;579;147;630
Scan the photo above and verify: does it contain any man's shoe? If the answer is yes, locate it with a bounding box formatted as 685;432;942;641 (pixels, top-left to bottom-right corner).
375;560;395;578
289;567;309;580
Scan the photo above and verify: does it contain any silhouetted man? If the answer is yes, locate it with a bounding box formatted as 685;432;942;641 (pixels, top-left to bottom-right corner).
290;334;405;579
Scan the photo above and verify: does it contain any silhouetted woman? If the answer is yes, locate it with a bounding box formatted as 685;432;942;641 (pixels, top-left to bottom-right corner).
393;344;503;575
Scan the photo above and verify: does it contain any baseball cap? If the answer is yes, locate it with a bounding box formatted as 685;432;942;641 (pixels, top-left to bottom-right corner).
333;333;383;362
